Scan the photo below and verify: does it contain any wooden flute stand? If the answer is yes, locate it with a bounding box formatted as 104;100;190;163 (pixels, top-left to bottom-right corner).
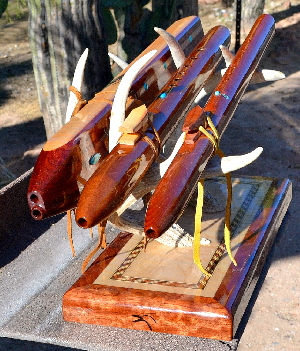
63;177;291;341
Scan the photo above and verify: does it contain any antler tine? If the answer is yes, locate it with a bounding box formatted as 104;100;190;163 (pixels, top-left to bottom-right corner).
251;69;285;84
65;48;89;123
108;52;128;70
159;132;187;176
220;45;234;67
109;146;263;236
159;134;263;179
202;147;263;178
109;50;157;152
154;27;186;69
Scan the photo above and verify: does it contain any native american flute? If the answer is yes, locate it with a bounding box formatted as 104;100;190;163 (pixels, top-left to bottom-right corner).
75;25;231;228
144;14;275;239
27;16;204;220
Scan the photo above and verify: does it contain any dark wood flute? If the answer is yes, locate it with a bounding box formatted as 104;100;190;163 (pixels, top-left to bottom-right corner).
27;16;204;220
144;14;275;239
75;26;231;228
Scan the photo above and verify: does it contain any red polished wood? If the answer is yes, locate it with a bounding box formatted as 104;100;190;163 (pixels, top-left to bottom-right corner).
27;16;204;220
63;178;292;340
144;14;275;239
75;26;231;228
63;232;233;340
215;179;292;335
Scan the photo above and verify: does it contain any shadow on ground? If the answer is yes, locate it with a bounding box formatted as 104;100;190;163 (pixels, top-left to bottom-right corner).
0;337;81;351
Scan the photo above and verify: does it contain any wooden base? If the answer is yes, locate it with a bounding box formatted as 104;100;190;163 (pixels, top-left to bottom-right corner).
63;177;292;341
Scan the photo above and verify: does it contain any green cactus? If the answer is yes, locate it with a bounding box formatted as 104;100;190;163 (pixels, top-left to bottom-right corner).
101;1;196;63
101;6;118;45
101;0;155;62
0;0;8;18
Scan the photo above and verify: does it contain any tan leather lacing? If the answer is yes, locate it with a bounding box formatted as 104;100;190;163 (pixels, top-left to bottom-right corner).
69;86;88;116
140;117;161;160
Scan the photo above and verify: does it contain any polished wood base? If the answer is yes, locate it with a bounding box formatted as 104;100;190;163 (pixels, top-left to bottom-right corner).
63;177;292;341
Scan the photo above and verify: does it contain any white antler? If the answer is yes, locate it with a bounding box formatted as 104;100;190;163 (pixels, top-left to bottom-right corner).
109;50;157;152
220;45;235;67
250;69;286;84
154;27;186;68
202;147;263;178
109;140;263;236
108;52;128;70
65;48;89;123
159;132;186;176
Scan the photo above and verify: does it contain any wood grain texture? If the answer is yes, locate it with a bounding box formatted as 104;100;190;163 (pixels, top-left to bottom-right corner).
215;178;292;335
63;231;232;339
27;16;204;220
75;25;230;228
144;14;276;239
63;177;292;341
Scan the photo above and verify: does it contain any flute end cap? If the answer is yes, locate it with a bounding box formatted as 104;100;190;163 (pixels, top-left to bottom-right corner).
77;217;89;228
31;208;44;220
145;228;158;239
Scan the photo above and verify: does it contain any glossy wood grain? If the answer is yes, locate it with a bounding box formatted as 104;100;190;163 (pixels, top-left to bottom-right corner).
144;14;275;239
215;178;292;335
27;16;204;220
75;25;230;228
63;178;292;340
63;232;233;340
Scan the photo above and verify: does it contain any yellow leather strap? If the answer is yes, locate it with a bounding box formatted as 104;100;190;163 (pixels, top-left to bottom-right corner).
193;116;237;276
193;179;211;276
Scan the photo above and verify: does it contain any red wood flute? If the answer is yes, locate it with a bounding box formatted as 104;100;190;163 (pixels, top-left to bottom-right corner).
27;16;204;220
75;26;231;228
144;14;275;239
